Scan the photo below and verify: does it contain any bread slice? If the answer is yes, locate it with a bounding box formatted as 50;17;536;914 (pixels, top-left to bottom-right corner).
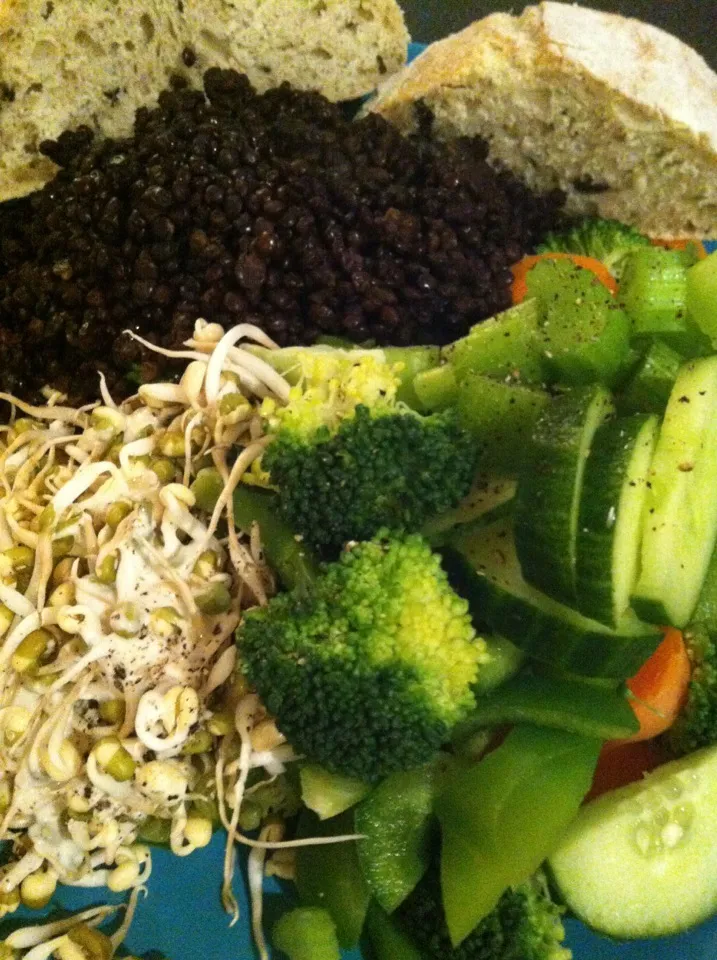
186;0;409;103
0;0;201;203
0;0;409;203
366;2;717;239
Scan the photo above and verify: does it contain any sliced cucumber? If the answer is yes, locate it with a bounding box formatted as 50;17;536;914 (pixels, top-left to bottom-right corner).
446;522;661;680
632;357;717;627
549;744;717;939
514;385;614;604
617;340;684;415
456;373;550;473
443;299;545;384
576;415;660;625
423;473;516;542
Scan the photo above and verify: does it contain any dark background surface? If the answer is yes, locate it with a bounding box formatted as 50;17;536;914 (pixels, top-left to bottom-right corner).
401;2;717;69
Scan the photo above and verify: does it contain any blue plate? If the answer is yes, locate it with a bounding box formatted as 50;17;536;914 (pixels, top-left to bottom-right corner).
7;43;717;960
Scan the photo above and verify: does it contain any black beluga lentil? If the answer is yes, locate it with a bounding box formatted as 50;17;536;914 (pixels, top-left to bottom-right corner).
0;69;563;403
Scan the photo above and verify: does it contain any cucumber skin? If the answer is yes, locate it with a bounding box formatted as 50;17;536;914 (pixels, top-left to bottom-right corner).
456;373;549;473
441;541;661;681
617;340;684;415
470;572;660;680
515;386;614;605
632;356;717;628
549;744;717;940
576;415;659;626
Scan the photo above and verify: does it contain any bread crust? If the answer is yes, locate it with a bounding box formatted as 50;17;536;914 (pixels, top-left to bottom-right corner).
0;0;408;202
367;4;717;239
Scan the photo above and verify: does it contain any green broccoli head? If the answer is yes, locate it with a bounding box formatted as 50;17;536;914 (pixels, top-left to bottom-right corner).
265;404;477;556
537;217;650;280
665;625;717;757
250;345;478;556
397;868;571;960
238;533;487;782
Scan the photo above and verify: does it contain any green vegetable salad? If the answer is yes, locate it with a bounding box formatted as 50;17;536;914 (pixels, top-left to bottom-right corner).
3;221;717;960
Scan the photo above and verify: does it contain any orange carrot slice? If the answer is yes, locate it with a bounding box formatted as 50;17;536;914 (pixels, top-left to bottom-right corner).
623;628;691;743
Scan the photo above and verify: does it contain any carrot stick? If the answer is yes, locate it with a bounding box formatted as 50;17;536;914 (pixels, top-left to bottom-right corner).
510;252;619;304
622;628;691;743
652;238;708;260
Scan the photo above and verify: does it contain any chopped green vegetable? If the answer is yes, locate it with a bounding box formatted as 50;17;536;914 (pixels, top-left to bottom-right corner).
665;625;717;758
455;373;550;473
396;867;571;960
191;469;319;592
687;251;717;346
272;907;341;960
299;764;370;821
537;216;650;280
295;810;370;949
452;672;639;742
617;339;684;414
435;725;600;945
365;902;425;960
355;763;438;913
251;344;477;557
527;259;631;387
443;299;546;385
238;532;486;782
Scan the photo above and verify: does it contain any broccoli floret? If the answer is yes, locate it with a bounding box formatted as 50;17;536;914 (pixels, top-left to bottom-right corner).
256;346;478;556
396;868;571;960
238;532;487;782
665;625;717;757
537;217;650;280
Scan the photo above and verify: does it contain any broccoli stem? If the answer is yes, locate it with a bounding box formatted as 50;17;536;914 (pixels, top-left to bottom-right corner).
191;468;320;593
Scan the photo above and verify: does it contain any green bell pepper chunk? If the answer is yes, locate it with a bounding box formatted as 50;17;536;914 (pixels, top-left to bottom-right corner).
296;810;370;949
435;724;600;946
364;902;425;960
355;763;437;914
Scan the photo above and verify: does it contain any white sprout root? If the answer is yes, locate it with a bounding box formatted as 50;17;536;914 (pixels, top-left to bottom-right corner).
0;319;360;957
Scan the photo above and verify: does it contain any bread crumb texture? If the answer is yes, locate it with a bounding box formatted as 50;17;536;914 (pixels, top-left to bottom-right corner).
0;0;408;201
368;2;717;239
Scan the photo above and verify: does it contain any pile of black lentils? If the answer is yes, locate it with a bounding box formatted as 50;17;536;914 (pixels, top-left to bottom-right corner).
0;68;563;402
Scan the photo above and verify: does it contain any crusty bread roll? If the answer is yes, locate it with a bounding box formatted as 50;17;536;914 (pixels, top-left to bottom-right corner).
187;0;409;104
366;2;717;239
0;0;409;203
